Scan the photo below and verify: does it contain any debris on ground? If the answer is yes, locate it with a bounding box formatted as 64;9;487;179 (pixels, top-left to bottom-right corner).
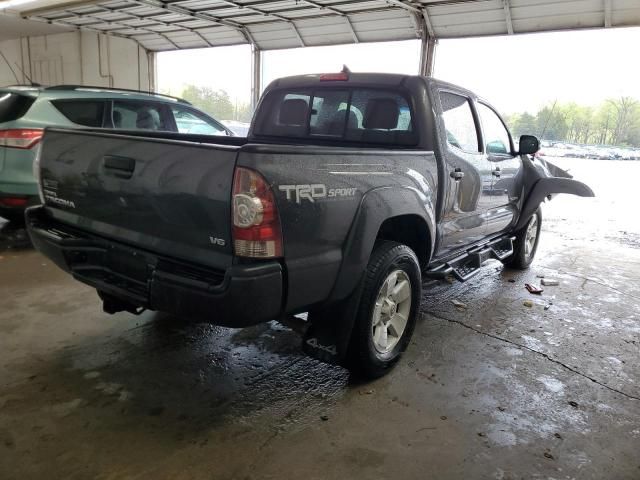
497;406;506;412
508;278;516;283
359;389;375;395
445;275;455;284
544;451;555;460
477;432;486;437
554;433;563;439
568;400;579;408
541;278;560;286
536;274;545;279
525;283;544;294
523;300;534;308
451;299;467;310
320;415;329;421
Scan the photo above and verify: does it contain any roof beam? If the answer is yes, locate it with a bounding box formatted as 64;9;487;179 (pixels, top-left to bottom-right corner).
24;6;191;48
503;0;514;34
344;16;359;43
421;7;435;38
214;0;305;46
295;0;358;43
604;0;612;27
388;0;426;38
386;0;421;14
132;0;256;45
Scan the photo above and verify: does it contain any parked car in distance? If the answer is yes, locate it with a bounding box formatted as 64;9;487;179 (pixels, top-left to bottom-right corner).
27;72;594;378
0;85;232;221
221;120;251;137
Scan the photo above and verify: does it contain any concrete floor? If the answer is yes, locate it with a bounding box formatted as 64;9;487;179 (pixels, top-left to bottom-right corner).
1;159;639;479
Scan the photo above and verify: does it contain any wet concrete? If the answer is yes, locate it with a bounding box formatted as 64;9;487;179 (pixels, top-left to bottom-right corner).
1;158;639;479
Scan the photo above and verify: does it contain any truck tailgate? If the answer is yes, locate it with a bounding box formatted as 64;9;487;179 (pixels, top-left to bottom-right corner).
39;128;239;269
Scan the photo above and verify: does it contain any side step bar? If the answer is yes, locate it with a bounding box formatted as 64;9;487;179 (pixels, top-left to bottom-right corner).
425;236;515;282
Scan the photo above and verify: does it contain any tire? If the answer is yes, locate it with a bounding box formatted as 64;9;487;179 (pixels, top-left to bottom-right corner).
348;240;421;379
505;208;542;270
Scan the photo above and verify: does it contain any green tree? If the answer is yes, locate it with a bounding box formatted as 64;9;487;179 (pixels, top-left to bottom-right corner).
509;112;537;138
505;97;640;147
537;102;569;140
235;102;254;123
180;85;235;121
607;96;640;145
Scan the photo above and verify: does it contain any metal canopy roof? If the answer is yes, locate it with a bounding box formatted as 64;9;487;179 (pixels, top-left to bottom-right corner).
21;0;640;51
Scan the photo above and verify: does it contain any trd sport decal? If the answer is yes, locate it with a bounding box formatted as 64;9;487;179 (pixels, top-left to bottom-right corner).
278;184;357;203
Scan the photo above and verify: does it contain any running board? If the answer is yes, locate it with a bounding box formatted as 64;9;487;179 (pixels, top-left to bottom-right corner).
425;236;515;282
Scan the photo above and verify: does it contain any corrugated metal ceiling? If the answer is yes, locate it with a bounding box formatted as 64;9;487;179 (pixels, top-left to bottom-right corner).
22;0;640;51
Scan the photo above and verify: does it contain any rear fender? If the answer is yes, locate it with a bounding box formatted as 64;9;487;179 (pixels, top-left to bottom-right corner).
328;186;435;303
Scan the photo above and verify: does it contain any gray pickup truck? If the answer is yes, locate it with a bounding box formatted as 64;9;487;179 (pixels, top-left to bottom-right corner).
26;72;593;378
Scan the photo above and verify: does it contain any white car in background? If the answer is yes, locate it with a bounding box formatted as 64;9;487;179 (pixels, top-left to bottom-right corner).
221;120;250;136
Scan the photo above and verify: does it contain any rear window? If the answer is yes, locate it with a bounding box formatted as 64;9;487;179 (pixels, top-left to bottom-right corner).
253;88;417;146
0;92;36;123
52;100;106;127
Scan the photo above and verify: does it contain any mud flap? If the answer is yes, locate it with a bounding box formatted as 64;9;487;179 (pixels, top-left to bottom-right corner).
302;279;364;366
515;177;594;231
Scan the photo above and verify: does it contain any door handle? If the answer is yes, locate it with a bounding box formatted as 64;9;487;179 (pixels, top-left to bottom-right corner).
492;167;501;178
450;168;464;181
103;155;136;179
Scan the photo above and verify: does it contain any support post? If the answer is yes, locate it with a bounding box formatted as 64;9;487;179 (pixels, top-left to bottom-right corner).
251;44;262;111
418;31;437;77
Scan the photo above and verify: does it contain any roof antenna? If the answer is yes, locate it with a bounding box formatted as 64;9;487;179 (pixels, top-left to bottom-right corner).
13;61;39;86
342;64;351;74
0;50;20;85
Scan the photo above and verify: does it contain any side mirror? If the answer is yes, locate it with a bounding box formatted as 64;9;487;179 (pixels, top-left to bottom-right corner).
518;135;539;155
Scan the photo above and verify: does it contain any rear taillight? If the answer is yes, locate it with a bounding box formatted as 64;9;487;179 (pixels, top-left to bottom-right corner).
232;167;283;258
0;129;43;149
0;197;28;207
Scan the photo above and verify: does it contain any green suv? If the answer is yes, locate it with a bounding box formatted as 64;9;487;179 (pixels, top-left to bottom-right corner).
0;85;232;221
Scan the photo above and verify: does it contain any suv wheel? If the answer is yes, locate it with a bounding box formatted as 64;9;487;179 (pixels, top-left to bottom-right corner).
506;208;542;270
348;240;421;379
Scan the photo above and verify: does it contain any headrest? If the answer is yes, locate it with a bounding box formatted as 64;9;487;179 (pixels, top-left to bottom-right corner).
136;109;159;129
363;98;399;130
279;98;308;126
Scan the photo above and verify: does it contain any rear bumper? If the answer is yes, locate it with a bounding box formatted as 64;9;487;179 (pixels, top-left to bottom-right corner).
26;206;284;327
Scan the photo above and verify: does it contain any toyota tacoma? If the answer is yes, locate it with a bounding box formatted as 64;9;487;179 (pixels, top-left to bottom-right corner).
26;72;593;378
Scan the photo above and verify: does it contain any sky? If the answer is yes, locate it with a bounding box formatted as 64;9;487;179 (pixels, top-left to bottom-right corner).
157;26;640;115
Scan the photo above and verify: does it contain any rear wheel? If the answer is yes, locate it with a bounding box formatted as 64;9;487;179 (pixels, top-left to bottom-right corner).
348;240;421;379
506;208;542;270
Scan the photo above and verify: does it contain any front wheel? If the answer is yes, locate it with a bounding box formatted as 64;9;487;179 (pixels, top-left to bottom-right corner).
348;240;421;379
505;208;542;270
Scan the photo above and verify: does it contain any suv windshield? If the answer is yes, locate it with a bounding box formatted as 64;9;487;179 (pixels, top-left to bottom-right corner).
0;92;37;123
253;87;417;146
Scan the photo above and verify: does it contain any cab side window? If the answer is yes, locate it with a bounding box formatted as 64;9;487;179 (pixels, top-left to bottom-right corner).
477;103;512;155
439;92;480;153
